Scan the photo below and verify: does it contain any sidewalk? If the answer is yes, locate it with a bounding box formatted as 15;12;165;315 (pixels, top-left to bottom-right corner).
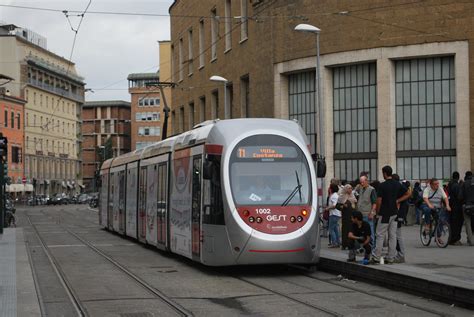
318;225;474;308
0;228;41;317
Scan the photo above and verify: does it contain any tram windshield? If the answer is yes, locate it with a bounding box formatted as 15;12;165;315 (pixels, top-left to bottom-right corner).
229;135;311;206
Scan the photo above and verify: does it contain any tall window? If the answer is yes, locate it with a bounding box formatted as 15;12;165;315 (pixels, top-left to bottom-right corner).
189;102;195;129
178;38;184;81
4;110;7;127
225;0;232;51
11;112;14;128
289;71;316;154
226;84;233;119
179;107;185;132
199;96;206;123
199;20;205;68
171;111;176;134
240;0;248;41
333;63;378;181
17;113;20;129
211;90;219;119
211;8;218;61
188;29;194;75
240;75;249;117
395;57;456;180
171;45;175;82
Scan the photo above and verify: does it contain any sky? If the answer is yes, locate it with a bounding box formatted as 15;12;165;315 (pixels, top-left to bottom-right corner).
0;0;174;102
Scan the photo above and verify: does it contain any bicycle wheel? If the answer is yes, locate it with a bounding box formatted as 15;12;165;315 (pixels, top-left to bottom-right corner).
420;217;432;246
435;220;450;248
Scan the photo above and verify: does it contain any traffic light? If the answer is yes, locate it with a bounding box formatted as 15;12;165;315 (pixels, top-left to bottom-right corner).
0;136;8;162
3;162;7;177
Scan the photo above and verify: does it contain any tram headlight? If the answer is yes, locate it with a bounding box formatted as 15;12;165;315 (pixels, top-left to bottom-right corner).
256;217;263;223
297;216;303;222
249;216;255;223
290;216;296;223
301;209;308;217
243;210;250;217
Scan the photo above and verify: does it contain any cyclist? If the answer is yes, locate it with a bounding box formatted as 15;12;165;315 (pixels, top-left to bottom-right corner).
421;178;451;234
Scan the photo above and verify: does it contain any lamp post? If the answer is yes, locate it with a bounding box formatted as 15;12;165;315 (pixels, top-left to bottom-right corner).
294;23;325;210
210;75;229;119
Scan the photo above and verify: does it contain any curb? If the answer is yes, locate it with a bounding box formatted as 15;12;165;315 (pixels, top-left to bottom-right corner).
318;256;474;310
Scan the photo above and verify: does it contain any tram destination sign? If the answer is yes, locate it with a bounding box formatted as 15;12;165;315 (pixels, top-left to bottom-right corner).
236;146;298;159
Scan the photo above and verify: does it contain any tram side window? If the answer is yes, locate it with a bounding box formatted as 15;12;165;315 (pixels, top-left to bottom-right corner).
203;155;225;225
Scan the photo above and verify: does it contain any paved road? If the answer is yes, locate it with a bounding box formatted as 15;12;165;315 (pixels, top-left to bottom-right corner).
17;205;473;317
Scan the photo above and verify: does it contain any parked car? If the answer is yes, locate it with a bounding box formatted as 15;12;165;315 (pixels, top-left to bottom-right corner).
78;194;90;204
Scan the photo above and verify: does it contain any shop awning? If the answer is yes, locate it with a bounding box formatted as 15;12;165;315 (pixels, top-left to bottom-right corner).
6;184;34;192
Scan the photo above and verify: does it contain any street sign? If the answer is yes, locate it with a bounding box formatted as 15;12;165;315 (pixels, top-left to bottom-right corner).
22;176;26;184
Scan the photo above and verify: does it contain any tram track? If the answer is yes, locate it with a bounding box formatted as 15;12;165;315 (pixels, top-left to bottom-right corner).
290;265;451;317
232;275;343;316
25;213;88;317
25;206;465;316
26;210;193;317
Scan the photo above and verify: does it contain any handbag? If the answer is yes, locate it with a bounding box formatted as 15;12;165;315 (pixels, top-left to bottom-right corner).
463;204;474;216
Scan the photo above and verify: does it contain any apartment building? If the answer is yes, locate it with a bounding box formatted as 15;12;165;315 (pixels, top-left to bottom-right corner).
82;100;131;190
0;23;85;194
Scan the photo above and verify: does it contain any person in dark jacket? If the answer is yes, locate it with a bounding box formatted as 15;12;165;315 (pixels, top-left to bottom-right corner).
337;184;357;250
458;171;474;246
448;172;463;245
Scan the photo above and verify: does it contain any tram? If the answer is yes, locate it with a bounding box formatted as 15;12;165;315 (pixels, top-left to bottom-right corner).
99;119;320;266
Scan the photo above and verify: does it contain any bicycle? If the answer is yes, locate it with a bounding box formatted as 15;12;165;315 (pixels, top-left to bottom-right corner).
419;207;450;248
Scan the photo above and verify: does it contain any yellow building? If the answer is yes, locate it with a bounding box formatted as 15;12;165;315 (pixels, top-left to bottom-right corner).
0;24;85;195
159;41;173;136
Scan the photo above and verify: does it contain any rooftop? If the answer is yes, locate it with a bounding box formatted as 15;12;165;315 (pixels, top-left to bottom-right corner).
127;71;160;81
83;100;131;108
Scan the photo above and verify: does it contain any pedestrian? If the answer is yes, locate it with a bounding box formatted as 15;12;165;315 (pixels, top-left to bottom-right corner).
448;172;463;245
411;182;423;225
337;184;357;250
421;178;451;236
400;180;411;225
458;171;474;246
325;183;341;248
347;210;372;264
355;175;376;247
372;166;410;264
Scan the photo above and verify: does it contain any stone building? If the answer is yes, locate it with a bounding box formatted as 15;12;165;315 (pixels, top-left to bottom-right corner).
0;23;85;194
170;0;473;181
82;100;131;190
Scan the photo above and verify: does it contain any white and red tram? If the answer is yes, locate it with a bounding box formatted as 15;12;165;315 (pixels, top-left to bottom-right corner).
99;119;320;266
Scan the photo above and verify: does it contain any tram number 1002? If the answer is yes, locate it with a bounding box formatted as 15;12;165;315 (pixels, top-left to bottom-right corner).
256;208;271;214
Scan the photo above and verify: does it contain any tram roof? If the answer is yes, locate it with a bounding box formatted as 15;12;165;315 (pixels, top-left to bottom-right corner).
102;118;305;170
110;148;144;167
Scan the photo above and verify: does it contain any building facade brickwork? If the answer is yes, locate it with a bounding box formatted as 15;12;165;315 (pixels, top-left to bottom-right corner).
82;100;131;190
0;92;26;184
170;0;474;181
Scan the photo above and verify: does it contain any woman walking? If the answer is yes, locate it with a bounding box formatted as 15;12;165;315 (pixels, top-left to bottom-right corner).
325;184;341;248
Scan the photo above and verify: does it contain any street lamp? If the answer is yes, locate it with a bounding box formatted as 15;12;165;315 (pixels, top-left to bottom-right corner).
210;75;229;119
294;23;325;210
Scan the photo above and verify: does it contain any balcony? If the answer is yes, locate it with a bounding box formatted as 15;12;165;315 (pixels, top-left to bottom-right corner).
27;78;85;103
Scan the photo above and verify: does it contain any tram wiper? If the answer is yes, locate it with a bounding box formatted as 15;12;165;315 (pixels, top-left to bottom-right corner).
281;171;302;206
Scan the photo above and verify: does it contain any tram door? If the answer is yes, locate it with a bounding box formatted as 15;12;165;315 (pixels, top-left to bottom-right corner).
157;163;168;247
118;170;126;234
138;166;147;242
108;173;115;230
192;156;202;260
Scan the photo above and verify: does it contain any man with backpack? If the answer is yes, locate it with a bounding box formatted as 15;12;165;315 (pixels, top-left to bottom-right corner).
458;171;474;246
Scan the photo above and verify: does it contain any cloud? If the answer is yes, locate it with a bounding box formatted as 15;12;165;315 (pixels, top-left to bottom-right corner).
1;0;174;101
